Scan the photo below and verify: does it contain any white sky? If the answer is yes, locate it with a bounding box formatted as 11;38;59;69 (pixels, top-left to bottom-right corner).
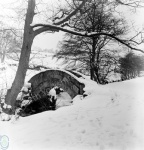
33;32;64;50
0;0;144;51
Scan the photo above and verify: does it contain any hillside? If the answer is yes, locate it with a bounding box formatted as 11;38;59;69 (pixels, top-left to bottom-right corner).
0;74;144;150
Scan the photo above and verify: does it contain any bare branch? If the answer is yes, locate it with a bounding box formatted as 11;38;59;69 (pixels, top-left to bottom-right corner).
32;23;144;53
53;0;87;25
116;0;144;8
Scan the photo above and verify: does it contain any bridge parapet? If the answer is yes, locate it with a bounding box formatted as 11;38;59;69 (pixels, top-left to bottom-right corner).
29;69;85;101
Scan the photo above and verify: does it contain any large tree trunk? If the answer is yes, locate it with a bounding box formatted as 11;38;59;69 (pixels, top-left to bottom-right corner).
1;0;86;115
3;0;35;114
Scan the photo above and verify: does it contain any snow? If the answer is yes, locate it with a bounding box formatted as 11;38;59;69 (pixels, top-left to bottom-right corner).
21;100;31;107
23;82;31;89
56;92;72;109
0;63;40;96
72;70;90;79
0;76;144;150
0;63;16;95
49;88;57;101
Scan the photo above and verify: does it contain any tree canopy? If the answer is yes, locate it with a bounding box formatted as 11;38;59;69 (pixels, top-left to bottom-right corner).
119;52;144;79
54;0;127;83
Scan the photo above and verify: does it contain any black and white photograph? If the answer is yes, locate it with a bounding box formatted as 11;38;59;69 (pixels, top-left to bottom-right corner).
0;0;144;150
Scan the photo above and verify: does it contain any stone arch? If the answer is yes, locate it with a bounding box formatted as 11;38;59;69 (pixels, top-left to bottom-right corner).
28;69;85;101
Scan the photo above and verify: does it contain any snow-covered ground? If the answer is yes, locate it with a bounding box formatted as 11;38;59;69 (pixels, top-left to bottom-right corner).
0;73;144;150
0;62;44;97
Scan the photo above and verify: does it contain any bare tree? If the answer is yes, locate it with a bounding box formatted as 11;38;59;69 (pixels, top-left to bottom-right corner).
0;24;22;63
1;0;144;115
54;0;126;83
119;52;144;79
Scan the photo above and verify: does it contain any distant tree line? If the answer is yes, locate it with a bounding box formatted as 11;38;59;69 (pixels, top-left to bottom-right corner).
119;52;144;80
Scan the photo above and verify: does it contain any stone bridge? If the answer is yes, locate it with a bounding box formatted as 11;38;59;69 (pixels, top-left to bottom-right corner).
28;69;85;101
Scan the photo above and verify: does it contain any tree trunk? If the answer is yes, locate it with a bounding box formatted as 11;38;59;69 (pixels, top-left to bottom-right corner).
90;38;95;80
2;0;85;115
90;37;100;83
3;0;35;114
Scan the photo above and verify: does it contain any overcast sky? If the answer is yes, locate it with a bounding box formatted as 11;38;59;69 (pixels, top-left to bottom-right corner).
0;0;63;51
0;0;144;51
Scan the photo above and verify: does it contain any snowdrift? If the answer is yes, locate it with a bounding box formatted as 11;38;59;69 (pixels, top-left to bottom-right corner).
0;77;144;150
